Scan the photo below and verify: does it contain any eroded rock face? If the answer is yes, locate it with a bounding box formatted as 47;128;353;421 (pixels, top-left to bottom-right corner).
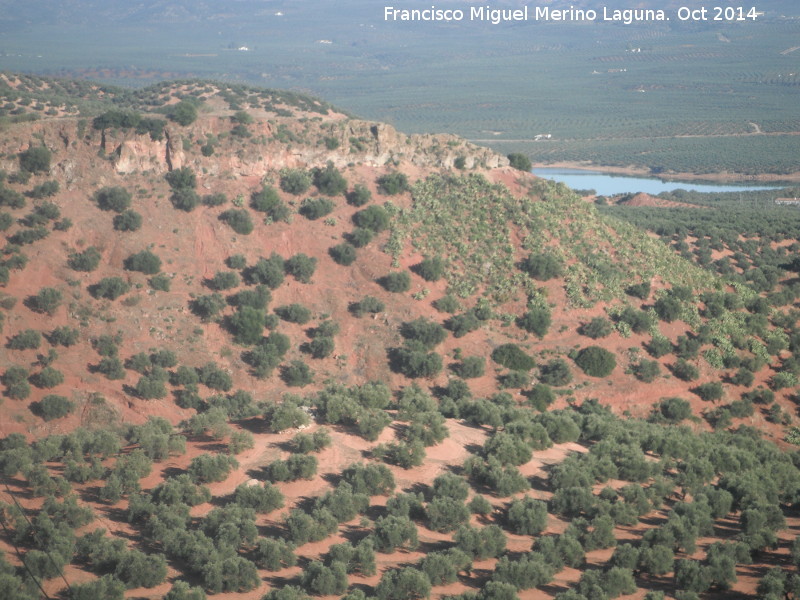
15;111;506;180
114;135;169;174
112;118;505;177
330;120;508;170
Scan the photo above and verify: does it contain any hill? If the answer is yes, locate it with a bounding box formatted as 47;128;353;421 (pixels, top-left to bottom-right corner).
0;76;800;600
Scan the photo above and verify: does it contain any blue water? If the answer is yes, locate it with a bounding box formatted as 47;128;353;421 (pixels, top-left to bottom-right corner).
532;167;785;196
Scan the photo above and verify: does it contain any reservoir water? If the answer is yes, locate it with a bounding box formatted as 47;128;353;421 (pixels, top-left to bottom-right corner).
532;167;785;196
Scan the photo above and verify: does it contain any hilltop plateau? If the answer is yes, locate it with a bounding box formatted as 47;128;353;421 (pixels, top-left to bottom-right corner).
0;75;799;600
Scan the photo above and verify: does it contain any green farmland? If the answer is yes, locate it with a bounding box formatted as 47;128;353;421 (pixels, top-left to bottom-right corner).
2;0;799;175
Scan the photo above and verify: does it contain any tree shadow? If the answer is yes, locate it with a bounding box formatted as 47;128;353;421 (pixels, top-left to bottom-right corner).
257;521;286;540
237;418;272;435
246;467;268;481
162;466;186;479
528;474;550;493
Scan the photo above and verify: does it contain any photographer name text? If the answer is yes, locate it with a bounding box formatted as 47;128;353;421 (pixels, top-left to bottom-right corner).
383;5;761;25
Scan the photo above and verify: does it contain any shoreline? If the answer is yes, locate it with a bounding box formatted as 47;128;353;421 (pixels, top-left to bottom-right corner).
530;161;800;185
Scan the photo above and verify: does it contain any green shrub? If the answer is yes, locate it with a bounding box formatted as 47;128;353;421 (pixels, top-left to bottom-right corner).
400;318;447;349
190;292;225;321
19;145;52;173
8;225;49;245
350;295;385;317
507;153;531;172
446;311;481;337
655;397;692;423
506;496;548;535
626;281;651;299
491;344;535;371
92;334;120;357
452;356;485;379
693;381;724;402
526;384;555;411
347;184;372;206
674;335;701;360
113;210;142;232
282;360;313;387
27;287;62;315
671;359;699;381
646;336;673;358
771;371;799;390
220;209;254;234
305;336;335;359
166;100;198;127
580;317;614;339
376;173;409;195
250;186;281;212
654;296;682;323
68;574;125;600
280;169;312;195
207;270;240;291
517;307;551;338
7;328;41;350
124;250;161;274
96;357;125;380
389;345;442;378
266;454;318;482
245;254;285;288
94;186;132;212
197;362;233;391
633;359;661;383
170;188;199;211
347;227;374;247
538;358;572;386
329;243;357;266
520;252;563;281
235;481;284;513
275;303;312;324
433;295;460;313
497;370;530;389
415;257;445;282
2;365;30;400
203;192;227;206
0;212;13;230
228;306;266;345
262;397;309;432
299;197;335;220
728;398;754;418
230;285;271;310
291;428;332;454
188;453;238;483
380;271;411;293
226;254;247;270
353;205;390;232
49;326;79;347
135;375;167;399
285;253;317;283
164;581;208;600
574;346;616;377
313;163;348;196
33;394;74;421
0;186;25;209
30;366;64;389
